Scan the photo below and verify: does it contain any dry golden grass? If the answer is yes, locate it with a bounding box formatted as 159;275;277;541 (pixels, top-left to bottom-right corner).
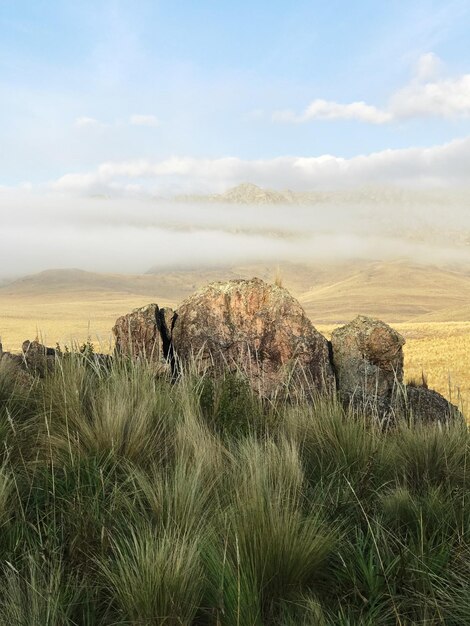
5;260;470;325
300;261;470;323
400;322;470;416
0;293;175;353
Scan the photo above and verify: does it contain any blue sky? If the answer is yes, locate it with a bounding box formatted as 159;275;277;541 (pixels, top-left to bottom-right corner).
1;0;470;191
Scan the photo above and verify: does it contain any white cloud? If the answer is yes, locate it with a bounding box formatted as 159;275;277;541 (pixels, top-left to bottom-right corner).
74;115;161;130
273;54;470;124
130;114;160;127
74;116;101;128
50;135;470;195
391;74;470;119
273;100;392;124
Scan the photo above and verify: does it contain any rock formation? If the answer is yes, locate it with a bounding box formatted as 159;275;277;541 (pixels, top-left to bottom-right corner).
0;276;461;425
0;350;33;388
331;315;405;418
109;281;461;421
112;303;174;370
171;277;334;397
0;342;23;369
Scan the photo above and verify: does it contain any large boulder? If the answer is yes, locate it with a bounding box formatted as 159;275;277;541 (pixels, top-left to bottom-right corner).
112;304;174;365
331;315;405;417
171;278;334;397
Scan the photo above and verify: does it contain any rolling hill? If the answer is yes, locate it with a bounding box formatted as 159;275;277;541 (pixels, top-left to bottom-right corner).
297;261;470;323
1;259;470;329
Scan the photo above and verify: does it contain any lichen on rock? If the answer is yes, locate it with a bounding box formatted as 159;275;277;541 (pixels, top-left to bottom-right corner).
331;315;405;418
171;277;335;398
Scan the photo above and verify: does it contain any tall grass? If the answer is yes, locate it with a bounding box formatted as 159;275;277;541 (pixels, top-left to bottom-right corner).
0;554;78;626
0;353;468;624
98;526;204;625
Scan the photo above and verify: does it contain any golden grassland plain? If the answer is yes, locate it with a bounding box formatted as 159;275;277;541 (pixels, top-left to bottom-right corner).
1;291;468;417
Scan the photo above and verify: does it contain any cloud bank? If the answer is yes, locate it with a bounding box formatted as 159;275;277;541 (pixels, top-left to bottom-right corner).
1;131;469;278
51;135;470;195
1;180;470;278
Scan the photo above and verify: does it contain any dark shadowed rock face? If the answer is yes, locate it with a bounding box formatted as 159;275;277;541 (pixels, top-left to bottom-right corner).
331;315;405;416
21;340;56;375
401;385;463;424
112;304;175;365
172;278;334;398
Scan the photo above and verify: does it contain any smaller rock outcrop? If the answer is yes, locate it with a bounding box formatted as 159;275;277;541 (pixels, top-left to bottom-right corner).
401;385;462;424
331;315;405;418
172;277;335;398
0;342;22;369
0;342;32;385
21;340;57;375
112;303;174;368
1;339;57;379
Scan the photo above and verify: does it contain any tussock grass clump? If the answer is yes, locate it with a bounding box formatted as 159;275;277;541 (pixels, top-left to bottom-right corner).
225;438;336;620
98;526;204;625
0;354;469;624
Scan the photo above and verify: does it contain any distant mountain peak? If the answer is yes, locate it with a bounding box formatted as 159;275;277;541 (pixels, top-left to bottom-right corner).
227;182;261;192
175;183;295;205
214;182;289;204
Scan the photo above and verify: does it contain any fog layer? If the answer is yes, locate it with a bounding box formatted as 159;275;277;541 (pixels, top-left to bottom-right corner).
1;188;470;278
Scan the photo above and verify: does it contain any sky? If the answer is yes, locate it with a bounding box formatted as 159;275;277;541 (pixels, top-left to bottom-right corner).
1;0;470;193
1;0;470;275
